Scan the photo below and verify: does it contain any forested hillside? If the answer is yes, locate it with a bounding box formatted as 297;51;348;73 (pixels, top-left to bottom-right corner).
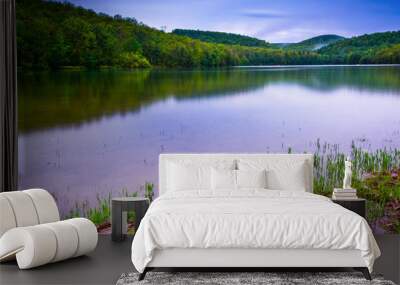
172;29;271;47
16;0;322;69
285;35;345;51
319;31;400;63
16;0;400;69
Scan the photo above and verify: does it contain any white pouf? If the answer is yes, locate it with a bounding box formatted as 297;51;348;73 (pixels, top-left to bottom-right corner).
0;189;98;269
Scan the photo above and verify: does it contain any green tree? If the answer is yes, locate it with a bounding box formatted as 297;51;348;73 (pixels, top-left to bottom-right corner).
16;0;400;69
117;52;151;68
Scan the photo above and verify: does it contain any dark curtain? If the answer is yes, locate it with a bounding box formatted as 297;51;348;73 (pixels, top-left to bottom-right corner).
0;0;18;192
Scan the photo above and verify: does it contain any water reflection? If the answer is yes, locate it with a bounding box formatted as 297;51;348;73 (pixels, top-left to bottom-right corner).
18;66;400;215
19;66;400;132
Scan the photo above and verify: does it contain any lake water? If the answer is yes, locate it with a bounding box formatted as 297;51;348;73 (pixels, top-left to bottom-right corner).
18;66;400;216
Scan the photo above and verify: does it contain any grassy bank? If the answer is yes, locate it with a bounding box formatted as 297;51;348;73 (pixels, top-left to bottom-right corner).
66;183;154;232
313;140;400;233
67;144;400;234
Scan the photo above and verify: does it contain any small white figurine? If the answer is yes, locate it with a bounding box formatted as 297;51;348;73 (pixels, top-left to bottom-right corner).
343;156;352;189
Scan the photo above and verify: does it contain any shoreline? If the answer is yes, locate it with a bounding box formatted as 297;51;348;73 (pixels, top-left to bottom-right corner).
235;64;400;68
17;63;400;72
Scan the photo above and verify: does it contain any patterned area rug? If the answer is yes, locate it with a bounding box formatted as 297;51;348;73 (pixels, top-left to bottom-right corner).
116;272;395;285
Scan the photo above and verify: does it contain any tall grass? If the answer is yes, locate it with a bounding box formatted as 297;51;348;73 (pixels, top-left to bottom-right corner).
66;182;155;228
313;139;400;196
312;139;400;231
313;140;346;196
67;193;111;226
66;146;399;233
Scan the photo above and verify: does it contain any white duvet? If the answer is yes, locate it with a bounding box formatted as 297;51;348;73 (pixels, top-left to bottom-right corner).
131;190;380;273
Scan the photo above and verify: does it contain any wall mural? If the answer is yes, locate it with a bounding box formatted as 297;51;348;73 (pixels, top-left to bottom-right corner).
17;0;400;234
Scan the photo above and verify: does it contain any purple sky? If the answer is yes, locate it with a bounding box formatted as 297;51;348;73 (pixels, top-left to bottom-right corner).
63;0;399;43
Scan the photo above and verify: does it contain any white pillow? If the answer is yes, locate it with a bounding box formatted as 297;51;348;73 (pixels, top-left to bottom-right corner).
211;168;237;191
236;169;267;189
167;162;211;191
167;159;236;170
265;167;307;191
238;158;309;191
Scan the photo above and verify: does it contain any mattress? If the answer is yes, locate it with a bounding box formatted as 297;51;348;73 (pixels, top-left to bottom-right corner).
131;190;380;273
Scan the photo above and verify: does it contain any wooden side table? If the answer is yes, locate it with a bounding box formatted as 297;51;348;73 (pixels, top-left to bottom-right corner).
332;198;366;218
111;197;149;242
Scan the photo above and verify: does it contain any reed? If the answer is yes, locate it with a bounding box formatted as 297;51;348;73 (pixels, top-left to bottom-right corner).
66;145;399;233
311;140;400;232
67;193;111;226
66;183;155;230
312;139;400;195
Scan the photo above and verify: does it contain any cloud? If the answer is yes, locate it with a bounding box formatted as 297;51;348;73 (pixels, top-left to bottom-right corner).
66;0;400;43
213;21;269;38
241;9;286;19
256;27;344;43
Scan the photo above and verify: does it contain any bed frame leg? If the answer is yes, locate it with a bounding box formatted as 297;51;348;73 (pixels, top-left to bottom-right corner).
138;268;148;281
354;267;371;280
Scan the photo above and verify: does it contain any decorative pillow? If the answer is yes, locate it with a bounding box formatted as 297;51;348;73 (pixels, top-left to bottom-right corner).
167;162;211;191
238;158;309;191
211;168;237;191
236;169;268;189
167;158;236;171
265;162;307;191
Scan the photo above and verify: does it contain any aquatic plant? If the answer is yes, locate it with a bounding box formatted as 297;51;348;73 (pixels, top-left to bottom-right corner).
67;194;111;227
312;140;346;196
145;182;154;203
312;140;400;195
66;187;143;231
354;169;400;205
65;142;400;234
122;187;138;198
86;195;111;226
311;140;400;232
378;199;400;234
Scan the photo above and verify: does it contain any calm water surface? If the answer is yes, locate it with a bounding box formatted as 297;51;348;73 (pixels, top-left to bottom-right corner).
18;66;400;215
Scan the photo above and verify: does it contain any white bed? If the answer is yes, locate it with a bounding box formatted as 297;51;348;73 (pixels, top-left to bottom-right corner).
131;154;380;280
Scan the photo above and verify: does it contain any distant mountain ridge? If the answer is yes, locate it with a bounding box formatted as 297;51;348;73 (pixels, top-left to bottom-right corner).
16;0;400;68
318;31;400;63
173;30;346;51
285;35;346;51
172;29;271;47
170;29;400;64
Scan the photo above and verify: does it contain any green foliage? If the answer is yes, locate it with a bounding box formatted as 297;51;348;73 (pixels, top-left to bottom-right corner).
313;140;400;197
17;0;142;68
365;200;385;226
313;143;346;197
312;140;400;232
117;52;151;68
380;199;400;234
172;29;271;48
66;194;111;226
66;185;152;230
318;31;400;64
145;182;154;202
14;0;328;69
119;188;138;224
65;143;400;233
374;44;400;64
354;170;400;206
17;0;400;68
284;35;345;51
87;197;110;226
